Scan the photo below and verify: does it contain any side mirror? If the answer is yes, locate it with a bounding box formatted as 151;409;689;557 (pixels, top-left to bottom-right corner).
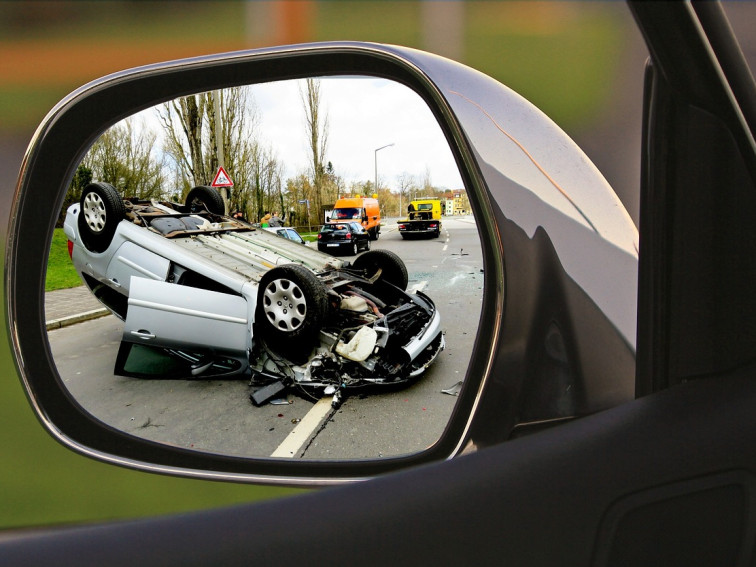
6;42;637;484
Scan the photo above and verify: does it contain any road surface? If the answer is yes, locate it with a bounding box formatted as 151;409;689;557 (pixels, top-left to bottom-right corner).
48;216;483;460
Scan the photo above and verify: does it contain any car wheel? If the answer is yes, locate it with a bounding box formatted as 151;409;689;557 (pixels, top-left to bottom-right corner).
257;264;328;344
77;182;125;253
365;240;371;251
185;185;225;215
352;242;359;255
352;249;409;291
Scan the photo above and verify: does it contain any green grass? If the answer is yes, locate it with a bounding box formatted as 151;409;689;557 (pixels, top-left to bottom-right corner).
299;232;319;243
45;228;83;291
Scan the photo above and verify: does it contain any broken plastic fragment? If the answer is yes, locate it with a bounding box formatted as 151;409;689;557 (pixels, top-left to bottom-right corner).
323;385;337;395
441;381;463;396
331;391;343;409
335;326;378;362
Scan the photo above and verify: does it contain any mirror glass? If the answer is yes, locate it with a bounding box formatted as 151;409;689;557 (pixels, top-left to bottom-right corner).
45;76;482;460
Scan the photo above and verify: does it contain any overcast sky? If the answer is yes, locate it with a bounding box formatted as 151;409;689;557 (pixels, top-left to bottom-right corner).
250;76;464;191
133;76;464;193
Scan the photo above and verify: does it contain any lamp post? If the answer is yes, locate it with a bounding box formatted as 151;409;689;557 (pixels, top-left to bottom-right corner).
374;143;394;192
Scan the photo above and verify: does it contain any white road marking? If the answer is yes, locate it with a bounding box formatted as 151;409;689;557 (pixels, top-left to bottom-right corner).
270;397;334;458
443;244;448;251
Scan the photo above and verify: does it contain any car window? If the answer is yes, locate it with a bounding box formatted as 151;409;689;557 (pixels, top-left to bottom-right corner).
285;229;304;243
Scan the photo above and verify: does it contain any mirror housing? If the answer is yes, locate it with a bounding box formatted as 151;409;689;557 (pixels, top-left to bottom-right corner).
5;42;637;484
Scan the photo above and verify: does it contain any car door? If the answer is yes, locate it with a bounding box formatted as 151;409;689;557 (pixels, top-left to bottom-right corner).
350;222;368;248
120;277;250;359
105;240;171;294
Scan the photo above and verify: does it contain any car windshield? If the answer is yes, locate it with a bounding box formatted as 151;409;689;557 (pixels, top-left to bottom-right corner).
332;208;362;220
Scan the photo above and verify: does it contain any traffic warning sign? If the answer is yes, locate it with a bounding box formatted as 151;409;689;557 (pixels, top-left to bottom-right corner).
211;167;234;187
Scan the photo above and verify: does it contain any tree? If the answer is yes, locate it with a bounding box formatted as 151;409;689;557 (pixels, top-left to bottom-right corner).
239;143;283;222
57;164;92;227
157;87;259;212
421;166;434;198
300;78;329;225
158;94;207;190
285;173;315;228
80;117;165;200
396;172;418;216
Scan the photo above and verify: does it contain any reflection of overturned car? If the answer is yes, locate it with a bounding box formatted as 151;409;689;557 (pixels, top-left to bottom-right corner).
63;182;444;405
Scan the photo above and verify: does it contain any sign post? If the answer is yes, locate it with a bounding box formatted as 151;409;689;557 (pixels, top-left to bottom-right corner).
298;199;311;233
211;167;234;215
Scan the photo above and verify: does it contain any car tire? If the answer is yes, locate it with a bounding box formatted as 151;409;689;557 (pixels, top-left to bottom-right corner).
352;249;409;291
257;264;328;344
77;182;125;253
365;240;371;251
185;185;225;215
351;242;359;255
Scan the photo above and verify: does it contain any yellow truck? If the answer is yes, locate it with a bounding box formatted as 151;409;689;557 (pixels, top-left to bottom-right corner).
398;198;442;239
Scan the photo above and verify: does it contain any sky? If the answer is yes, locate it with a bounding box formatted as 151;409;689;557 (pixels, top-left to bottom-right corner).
132;76;464;193
250;76;464;191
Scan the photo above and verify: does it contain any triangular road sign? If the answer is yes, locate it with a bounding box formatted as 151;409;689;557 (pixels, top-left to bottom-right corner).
211;166;234;187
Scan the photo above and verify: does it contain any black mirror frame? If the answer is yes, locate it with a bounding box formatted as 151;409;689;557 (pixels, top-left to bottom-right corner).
5;42;503;484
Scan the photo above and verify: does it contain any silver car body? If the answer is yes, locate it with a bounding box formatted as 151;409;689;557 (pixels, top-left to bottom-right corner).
62;200;442;389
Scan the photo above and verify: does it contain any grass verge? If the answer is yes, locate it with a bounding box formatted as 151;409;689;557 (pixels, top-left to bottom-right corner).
45;228;82;291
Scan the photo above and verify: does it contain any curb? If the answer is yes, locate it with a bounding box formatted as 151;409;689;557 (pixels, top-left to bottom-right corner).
46;308;110;331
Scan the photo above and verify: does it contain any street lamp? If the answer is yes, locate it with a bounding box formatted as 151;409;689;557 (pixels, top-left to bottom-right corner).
374;143;394;192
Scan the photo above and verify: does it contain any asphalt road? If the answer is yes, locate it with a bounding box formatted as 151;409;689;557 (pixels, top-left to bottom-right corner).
47;216;483;460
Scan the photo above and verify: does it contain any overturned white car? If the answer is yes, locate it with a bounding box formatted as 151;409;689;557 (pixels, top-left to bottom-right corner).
63;182;444;405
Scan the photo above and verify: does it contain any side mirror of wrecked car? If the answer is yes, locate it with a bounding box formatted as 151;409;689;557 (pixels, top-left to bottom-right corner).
5;42;638;485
